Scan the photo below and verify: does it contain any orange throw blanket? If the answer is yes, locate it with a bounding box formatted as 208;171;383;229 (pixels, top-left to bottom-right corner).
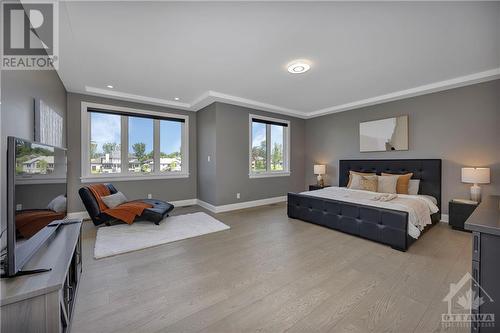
88;184;152;224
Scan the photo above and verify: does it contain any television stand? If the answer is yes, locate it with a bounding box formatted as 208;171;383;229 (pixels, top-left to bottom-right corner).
1;267;52;278
1;221;82;332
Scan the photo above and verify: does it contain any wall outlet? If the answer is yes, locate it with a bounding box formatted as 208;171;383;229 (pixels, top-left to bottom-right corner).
207;155;211;162
16;204;22;211
147;193;153;199
236;193;241;199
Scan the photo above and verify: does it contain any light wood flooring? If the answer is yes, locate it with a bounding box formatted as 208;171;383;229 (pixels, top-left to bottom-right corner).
72;203;471;333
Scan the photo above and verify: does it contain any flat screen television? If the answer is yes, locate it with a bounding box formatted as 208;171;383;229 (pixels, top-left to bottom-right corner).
4;136;67;277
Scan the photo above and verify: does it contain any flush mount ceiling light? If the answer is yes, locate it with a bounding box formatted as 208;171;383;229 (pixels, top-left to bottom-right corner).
106;85;114;89
287;60;311;74
174;97;180;101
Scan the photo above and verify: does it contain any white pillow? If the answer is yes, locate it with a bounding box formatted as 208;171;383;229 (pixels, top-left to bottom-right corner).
377;175;398;194
47;195;67;213
101;191;128;208
408;179;420;195
348;173;364;190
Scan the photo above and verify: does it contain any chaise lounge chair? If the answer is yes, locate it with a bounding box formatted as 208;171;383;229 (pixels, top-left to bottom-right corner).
78;184;174;226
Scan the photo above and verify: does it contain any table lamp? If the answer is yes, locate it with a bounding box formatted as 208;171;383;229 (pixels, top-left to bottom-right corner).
314;164;326;187
461;167;490;202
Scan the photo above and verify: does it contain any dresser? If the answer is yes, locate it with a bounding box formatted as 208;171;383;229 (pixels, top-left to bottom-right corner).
465;196;500;332
1;222;82;332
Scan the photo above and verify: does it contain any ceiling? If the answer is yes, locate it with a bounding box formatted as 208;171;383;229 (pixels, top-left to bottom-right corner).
57;1;500;118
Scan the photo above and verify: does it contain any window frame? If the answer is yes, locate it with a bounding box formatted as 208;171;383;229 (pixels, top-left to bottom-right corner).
81;102;189;182
248;114;291;178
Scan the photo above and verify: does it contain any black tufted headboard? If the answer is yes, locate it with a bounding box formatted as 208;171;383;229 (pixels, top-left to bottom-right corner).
339;159;442;209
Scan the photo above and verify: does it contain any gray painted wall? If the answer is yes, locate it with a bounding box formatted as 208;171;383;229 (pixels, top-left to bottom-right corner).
66;93;198;213
1;70;67;245
305;80;500;213
213;103;306;206
196;104;217;205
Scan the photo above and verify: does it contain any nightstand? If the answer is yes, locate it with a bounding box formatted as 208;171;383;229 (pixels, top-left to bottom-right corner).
309;184;330;191
449;199;479;231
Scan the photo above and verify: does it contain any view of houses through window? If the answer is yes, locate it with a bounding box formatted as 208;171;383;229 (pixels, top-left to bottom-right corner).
89;111;184;176
250;117;288;174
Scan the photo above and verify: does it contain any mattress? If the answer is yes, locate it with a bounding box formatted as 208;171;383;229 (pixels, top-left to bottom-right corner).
301;187;439;239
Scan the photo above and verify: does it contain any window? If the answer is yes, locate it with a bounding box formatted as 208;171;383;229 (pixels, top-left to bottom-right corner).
128;117;153;174
160;120;182;172
90;113;121;174
82;103;189;181
249;114;290;178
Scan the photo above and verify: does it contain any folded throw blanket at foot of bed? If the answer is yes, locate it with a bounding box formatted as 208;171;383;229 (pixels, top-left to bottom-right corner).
371;193;398;202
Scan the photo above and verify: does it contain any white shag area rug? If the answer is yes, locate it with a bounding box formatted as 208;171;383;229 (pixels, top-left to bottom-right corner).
94;212;230;259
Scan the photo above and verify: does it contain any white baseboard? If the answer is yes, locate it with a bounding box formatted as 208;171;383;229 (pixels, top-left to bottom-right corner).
66;211;90;220
198;196;287;214
440;214;449;223
66;197;286;220
196;199;218;213
170;198;198;207
66;198;198;220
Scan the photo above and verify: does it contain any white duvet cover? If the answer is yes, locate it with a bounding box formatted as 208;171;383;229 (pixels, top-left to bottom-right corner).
301;187;439;239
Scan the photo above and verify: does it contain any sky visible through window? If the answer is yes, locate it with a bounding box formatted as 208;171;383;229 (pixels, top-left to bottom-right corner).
129;117;153;154
91;113;182;154
161;120;181;154
252;122;266;147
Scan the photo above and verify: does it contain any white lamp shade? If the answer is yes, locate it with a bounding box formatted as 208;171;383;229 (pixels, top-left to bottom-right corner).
461;167;490;184
314;164;326;175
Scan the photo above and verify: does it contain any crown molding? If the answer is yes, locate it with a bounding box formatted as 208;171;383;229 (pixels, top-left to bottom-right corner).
84;86;192;110
82;67;500;119
307;68;500;118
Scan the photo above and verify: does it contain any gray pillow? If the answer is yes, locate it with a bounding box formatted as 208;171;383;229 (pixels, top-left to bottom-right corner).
101;191;128;208
47;195;67;213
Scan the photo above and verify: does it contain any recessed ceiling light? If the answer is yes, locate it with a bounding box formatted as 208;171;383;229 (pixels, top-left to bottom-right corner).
106;85;114;89
287;60;311;74
174;97;180;101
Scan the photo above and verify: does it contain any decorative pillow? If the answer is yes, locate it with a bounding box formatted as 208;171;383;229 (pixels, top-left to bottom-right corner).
408;179;421;195
348;173;364;190
360;175;378;192
382;172;413;194
47;195;67;213
377;175;399;194
101;191;128;209
347;171;376;188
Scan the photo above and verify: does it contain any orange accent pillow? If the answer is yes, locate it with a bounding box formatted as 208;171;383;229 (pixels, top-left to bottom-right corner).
347;171;376;188
382;172;413;194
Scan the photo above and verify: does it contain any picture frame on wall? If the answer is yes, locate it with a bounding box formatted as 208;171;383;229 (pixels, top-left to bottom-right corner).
359;115;408;152
34;98;63;147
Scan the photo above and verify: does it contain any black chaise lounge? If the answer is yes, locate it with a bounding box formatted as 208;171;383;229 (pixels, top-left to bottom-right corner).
78;184;174;226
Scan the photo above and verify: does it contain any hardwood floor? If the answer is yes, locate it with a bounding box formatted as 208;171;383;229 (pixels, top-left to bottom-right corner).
72;203;471;333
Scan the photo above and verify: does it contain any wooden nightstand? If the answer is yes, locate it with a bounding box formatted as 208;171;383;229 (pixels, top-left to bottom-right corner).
449;199;479;231
309;184;330;191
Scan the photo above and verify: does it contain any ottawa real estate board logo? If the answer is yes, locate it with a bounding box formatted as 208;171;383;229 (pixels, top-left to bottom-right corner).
2;1;59;70
442;272;495;329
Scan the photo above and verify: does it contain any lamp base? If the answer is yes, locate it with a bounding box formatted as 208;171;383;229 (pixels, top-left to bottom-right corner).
316;175;324;187
470;184;481;203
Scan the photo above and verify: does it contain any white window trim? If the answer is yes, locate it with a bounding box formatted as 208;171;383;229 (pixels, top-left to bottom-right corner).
248;114;291;178
81;102;189;181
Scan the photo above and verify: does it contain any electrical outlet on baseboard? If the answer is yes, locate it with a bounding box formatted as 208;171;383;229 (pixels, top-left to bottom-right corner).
236;193;241;199
147;193;152;199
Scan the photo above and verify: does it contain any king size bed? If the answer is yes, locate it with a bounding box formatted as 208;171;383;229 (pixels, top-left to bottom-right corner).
287;159;442;251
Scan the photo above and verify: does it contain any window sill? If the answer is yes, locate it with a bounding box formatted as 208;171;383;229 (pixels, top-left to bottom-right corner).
249;171;291;179
80;173;190;183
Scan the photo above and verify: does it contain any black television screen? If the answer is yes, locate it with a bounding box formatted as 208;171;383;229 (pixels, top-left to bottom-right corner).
5;137;67;276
